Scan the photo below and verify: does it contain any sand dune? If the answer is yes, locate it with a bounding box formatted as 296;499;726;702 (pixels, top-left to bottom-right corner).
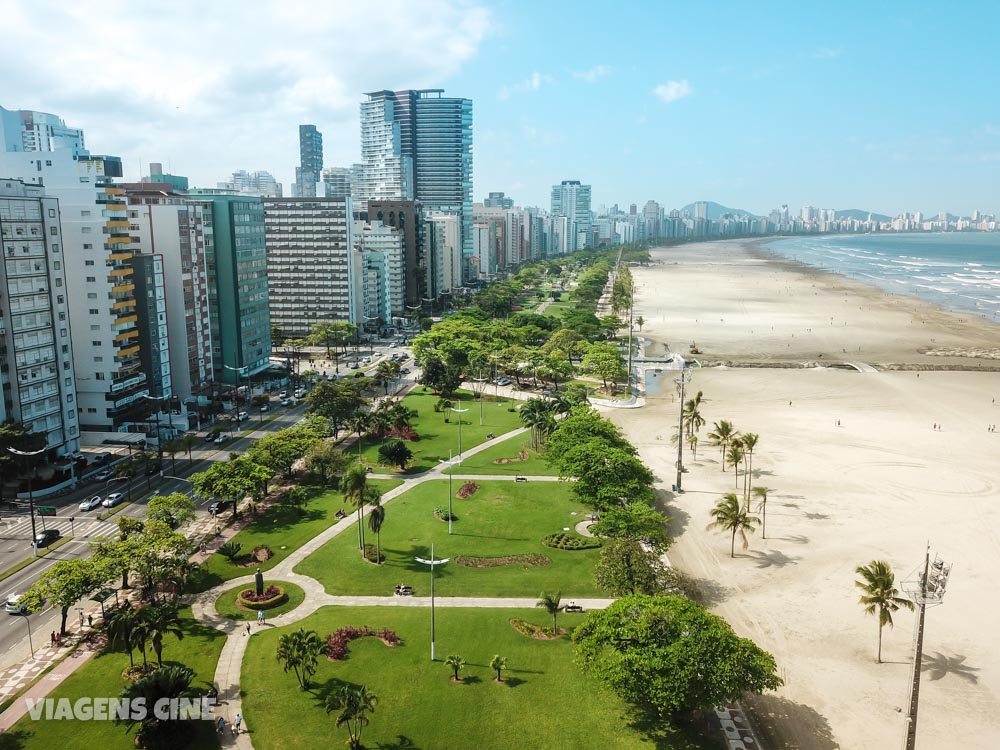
607;241;1000;750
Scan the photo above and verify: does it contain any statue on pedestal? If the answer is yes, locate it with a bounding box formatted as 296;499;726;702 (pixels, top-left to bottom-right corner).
255;567;264;596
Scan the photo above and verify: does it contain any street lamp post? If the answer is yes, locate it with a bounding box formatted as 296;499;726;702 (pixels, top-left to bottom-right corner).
8;446;45;556
449;401;469;460
674;368;691;492
442;452;463;535
223;365;248;425
17;612;34;658
414;544;449;661
142;393;169;466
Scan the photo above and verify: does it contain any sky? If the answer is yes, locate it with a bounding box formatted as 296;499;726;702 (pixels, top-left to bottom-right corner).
4;0;1000;216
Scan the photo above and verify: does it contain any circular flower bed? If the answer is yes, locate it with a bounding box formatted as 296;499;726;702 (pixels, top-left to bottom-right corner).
237;584;288;611
542;532;602;550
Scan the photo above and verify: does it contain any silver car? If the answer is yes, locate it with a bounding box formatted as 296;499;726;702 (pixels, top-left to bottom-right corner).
79;495;102;511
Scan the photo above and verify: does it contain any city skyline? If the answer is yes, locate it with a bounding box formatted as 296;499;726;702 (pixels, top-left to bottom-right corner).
3;0;1000;215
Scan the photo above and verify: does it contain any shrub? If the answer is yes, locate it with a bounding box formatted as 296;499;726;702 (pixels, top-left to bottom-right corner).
542;532;601;550
455;554;550;568
456;482;479;499
363;544;385;564
218;541;243;562
237;585;288;610
326;625;400;660
434;506;457;521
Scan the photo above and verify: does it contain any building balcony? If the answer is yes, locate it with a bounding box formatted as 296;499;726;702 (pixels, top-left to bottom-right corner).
104;187;126;196
111;283;135;295
108;267;134;278
112;299;135;311
115;327;139;343
114;314;138;327
106;236;131;245
107;251;132;261
116;344;141;359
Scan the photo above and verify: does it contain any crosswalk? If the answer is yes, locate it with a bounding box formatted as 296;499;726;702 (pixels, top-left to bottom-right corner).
0;515;121;542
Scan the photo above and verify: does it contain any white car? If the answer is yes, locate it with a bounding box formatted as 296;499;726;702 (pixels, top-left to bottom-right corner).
293;389;305;399
5;593;28;615
213;434;231;444
102;492;125;508
93;469;113;481
237;411;249;421
279;390;288;399
79;495;103;511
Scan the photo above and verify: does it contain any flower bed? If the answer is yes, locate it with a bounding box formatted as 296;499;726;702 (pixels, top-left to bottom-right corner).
434;506;457;521
508;617;564;640
542;532;601;550
237;584;288;610
456;481;479;499
493;450;530;465
326;625;400;660
454;553;551;568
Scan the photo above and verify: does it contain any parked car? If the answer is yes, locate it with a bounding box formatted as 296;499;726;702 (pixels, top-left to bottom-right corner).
35;529;61;548
353;372;364;378
93;469;113;481
79;495;103;511
102;492;125;508
514;476;528;483
204;433;218;442
293;389;305;399
388;342;397;348
259;404;269;412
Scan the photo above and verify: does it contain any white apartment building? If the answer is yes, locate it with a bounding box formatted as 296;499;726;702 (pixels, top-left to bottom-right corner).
425;213;462;297
550;180;592;252
355;221;405;326
263;197;355;338
0;179;80;455
357;95;413;206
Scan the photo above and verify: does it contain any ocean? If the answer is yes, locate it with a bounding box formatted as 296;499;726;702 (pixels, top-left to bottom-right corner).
763;233;1000;322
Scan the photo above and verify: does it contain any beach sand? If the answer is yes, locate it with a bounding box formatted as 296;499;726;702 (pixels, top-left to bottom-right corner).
606;241;1000;750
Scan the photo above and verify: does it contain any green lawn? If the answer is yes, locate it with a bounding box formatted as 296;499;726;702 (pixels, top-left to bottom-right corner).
240;606;712;750
189;479;401;592
357;390;525;473
6;607;225;750
215;580;306;621
444;432;558;476
295;480;601;598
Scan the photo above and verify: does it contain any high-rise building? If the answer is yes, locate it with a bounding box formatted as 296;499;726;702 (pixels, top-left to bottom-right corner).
550;180;592;252
294;125;323;198
355;221;405;327
223;170;282;197
187;192;271;384
263;197;355;338
642;200;661;239
425;213;461;297
0;178;80;455
694;201;709;221
142;163;188;192
125;180;213;415
360;90;472;273
321;167;352;199
483;191;513;209
367;199;423;307
0;106;85;156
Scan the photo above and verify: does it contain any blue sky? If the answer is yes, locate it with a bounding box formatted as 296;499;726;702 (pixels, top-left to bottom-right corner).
4;0;999;216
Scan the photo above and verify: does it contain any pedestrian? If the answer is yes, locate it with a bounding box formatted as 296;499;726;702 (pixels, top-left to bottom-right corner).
50;631;56;646
79;611;84;629
87;614;93;628
257;608;265;625
216;716;226;735
245;623;252;636
234;713;242;734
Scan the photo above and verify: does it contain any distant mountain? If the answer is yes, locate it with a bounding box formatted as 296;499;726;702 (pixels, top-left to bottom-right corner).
680;201;760;220
835;208;892;223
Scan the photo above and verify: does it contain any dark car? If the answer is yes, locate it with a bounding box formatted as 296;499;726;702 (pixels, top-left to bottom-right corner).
35;529;61;548
145;462;163;476
208;500;233;515
354;371;364;378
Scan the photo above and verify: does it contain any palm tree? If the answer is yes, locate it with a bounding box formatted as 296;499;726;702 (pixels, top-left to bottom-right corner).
438;398;453;423
706;493;761;558
107;602;140;668
682;399;705;440
131;613;152;669
340;463;368;551
489;654;508;683
520;398;551;450
686;432;699;460
162;439;182;475
750;485;772;538
740;433;760;505
116;664;196;748
707;420;739;471
348;412;370;460
326;685;378;750
276;627;326;689
726;444;745;489
635;315;645;331
366;488;385;563
855;561;914;663
143;604;184;668
179;434;199;465
444;654;466;682
536;591;562;633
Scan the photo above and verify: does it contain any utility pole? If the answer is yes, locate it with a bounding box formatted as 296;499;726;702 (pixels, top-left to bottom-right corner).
674;368;691;492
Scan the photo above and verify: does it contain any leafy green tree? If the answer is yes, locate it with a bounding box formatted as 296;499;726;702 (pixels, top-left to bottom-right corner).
489;654;508;682
536;591;562;632
276;627;326;689
304;439;350;487
591;502;671;549
855;560;914;663
248;426;323;477
116;665;197;750
546;406;634;465
594;539;669;596
340;463;368;551
23;558;100;636
574;595;782;718
580;341;625;391
378;439;413;470
706;493;760;558
143;604;184;667
0;421;45;500
191;456;272;512
305;380;366;436
444;654;466;682
147;492;196;529
557;439;655;511
325;685;378;750
419;353;463;395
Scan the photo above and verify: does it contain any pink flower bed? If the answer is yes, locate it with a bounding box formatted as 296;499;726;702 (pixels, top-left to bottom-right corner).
326;625;400;660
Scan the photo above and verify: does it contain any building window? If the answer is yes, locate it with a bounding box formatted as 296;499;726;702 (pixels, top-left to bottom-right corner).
85;260;94;266
94;372;105;380
81;210;91;217
50;226;58;235
89;309;98;314
87;407;97;414
86;276;95;282
48;208;56;218
91;341;101;346
83;243;92;249
81;227;91;234
52;244;59;252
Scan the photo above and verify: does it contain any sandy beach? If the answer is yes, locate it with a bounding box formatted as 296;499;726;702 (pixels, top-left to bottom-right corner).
606;241;1000;750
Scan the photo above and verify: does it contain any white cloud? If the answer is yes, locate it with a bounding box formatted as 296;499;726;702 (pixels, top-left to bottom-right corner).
572;65;610;82
2;0;493;186
498;71;555;100
813;47;843;59
652;80;693;103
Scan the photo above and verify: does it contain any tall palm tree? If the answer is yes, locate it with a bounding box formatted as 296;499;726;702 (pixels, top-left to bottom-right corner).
179;434;199;465
366;488;385;564
143;604;185;668
326;685;378;750
348;412;370;460
116;664;196;748
276;628;326;690
706;493;761;558
489;654;508;682
107;602;140;668
340;463;368;551
707;420;739;471
739;433;760;505
726;443;745;489
686;432;699;460
444;654;466;682
520;398;551;451
536;591;562;633
752;486;771;538
682;399;705;440
855;560;914;663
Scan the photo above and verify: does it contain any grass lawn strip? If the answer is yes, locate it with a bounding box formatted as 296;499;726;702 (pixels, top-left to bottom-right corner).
5;607;225;750
444;432;558;476
240;606;713;750
295;479;602;598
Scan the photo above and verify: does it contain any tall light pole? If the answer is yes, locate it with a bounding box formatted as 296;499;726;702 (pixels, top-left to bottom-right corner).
223;365;248;425
901;545;952;750
9;446;45;556
449;401;469;460
443;453;462;535
142;393;168;466
17;611;34;658
674;368;691;492
414;544;449;660
472;369;489;426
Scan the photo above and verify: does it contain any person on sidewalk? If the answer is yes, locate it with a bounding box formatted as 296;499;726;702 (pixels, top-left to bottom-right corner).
216;716;226;734
234;713;242;734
